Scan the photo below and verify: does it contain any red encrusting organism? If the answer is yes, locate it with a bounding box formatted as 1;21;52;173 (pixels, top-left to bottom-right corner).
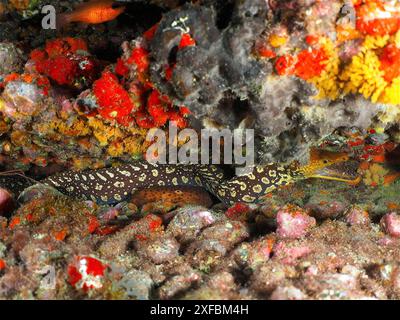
225;203;251;220
127;47;150;74
258;47;277;59
275;48;328;80
355;0;400;36
179;33;196;49
30;38;100;88
143;23;159;41
379;43;400;83
92;71;136;125
115;58;129;77
68;256;108;292
100;26;191;129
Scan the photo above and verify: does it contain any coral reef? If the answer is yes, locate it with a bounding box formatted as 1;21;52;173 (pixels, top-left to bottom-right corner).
1;0;399;167
0;177;400;299
0;0;399;301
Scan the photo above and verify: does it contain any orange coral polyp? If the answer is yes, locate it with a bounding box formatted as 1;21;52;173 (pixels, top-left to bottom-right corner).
379;43;400;82
179;33;196;49
357;17;400;36
275;48;328;80
127;47;150;74
356;0;400;36
275;55;297;76
295;48;328;80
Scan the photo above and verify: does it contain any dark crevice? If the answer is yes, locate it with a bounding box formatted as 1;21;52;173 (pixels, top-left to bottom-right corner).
215;1;235;30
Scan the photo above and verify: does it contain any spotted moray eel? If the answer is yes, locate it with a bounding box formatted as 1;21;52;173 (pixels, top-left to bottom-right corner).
0;151;355;206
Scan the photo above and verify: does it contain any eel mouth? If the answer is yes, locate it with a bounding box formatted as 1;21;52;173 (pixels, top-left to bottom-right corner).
309;160;361;184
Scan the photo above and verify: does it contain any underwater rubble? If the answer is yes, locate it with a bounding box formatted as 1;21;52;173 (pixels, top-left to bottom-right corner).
1;178;400;299
0;0;400;300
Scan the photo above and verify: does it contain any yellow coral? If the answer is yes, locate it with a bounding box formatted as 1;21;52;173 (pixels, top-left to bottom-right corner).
72;157;106;171
381;77;400;105
339;36;389;103
123;136;147;157
0;99;5;114
362;163;389;186
86;117;149;157
53;118;91;137
9;0;29;11
107;140;124;157
269;34;287;48
308;34;400;107
87;117;124;146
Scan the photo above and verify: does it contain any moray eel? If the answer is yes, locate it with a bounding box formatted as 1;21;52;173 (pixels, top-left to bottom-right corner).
41;162;202;204
0;150;357;206
201;150;354;205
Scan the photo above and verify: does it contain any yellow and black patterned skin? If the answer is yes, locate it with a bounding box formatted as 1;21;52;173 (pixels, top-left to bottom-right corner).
208;164;303;205
40;162;201;204
0;150;352;206
37;162;304;206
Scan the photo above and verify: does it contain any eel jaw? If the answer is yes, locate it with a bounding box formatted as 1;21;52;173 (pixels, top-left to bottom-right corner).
308;160;361;185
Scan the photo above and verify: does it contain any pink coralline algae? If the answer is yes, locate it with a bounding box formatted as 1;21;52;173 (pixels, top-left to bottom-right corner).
381;213;400;238
1;73;51;120
344;206;371;226
233;236;275;270
273;241;312;265
276;205;316;239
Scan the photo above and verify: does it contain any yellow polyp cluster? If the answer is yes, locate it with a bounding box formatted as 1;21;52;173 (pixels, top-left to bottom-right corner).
50;118;92;137
340;35;389;103
381;77;400;105
72;157;106;171
34;113;150;161
9;0;30;11
310;38;341;100
87;117;125;146
309;33;400;107
269;34;287;48
361;163;389;187
87;117;149;157
108;136;145;157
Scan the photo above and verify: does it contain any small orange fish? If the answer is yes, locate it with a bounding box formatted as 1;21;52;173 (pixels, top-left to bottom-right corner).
58;0;125;28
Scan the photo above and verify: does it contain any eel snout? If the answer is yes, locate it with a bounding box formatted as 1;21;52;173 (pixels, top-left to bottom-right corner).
309;160;361;184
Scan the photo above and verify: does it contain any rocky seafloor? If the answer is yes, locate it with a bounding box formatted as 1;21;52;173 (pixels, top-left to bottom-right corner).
0;0;400;300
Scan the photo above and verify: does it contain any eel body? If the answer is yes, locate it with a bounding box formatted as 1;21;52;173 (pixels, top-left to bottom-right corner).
41;162;201;204
0;150;355;206
38;162;301;205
